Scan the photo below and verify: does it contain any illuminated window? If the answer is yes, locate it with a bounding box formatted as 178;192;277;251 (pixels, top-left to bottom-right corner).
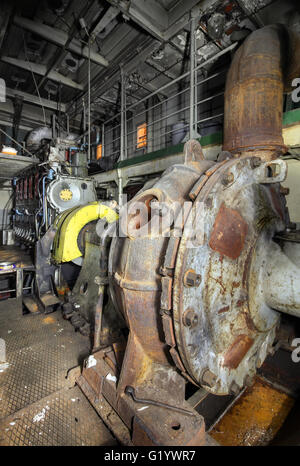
137;123;147;149
96;144;102;160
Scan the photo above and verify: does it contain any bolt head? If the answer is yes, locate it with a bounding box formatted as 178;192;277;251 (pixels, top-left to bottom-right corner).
229;381;240;396
221;172;234;186
280;186;290;196
201;368;217;387
183;269;201;287
182;308;198;328
244;375;254;387
94;276;101;285
250;157;262;169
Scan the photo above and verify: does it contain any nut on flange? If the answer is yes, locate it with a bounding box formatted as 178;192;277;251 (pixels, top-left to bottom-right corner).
201;368;217;388
182;308;198;328
221;172;234;186
280;186;290;196
183;269;201;287
250;157;262;169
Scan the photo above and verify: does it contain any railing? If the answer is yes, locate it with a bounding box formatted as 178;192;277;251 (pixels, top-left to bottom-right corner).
99;42;236;164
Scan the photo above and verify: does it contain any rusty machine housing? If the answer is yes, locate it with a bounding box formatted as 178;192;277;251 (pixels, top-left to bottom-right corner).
74;24;300;446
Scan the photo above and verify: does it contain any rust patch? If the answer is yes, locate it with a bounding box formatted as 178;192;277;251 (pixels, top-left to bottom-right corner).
209;203;248;260
236;299;246;308
242;305;258;332
43;316;55;324
269;185;285;221
210;377;294;446
218;306;230;314
242;245;255;288
223;334;254;369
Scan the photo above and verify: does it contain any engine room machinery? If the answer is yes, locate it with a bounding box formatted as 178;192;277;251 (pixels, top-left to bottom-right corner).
5;23;299;446
13;132;97;246
69;24;300;446
12;129;97;313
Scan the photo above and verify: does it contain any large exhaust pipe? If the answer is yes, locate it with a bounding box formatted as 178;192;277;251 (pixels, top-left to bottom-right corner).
223;24;300;160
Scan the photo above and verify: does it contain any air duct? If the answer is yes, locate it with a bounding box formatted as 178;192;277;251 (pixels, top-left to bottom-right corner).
26;126;77;152
26;126;52;151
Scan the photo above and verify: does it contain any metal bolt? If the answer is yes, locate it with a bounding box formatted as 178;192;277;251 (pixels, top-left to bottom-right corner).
94;276;101;285
250;157;262;169
244;375;253;387
201;368;217;388
183;269;201;287
229;381;240;396
221;172;234;186
280;186;290;196
182;308;198;328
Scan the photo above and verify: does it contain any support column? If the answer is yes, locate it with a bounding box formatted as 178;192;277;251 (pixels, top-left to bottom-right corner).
102;123;105;158
119;68;127;206
189;13;197;139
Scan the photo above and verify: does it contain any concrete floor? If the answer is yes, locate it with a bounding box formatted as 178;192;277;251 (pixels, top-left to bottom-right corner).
0;298;116;446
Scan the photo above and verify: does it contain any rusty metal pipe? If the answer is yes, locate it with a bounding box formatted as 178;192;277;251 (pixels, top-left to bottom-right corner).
223;25;300;159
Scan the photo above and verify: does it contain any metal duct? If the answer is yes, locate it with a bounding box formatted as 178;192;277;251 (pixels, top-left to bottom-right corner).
223;24;300;160
26;126;52;151
26;126;77;152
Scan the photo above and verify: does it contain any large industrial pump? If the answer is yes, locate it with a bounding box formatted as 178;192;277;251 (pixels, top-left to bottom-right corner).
71;24;300;446
13;23;299;444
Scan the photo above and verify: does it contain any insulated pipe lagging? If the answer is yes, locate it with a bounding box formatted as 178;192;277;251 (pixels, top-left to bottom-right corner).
223;24;300;158
26;126;78;152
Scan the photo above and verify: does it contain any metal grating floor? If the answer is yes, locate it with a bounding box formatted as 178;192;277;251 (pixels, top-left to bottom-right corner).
0;299;116;446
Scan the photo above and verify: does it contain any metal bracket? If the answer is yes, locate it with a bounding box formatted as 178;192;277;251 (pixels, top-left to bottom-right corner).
253;159;287;184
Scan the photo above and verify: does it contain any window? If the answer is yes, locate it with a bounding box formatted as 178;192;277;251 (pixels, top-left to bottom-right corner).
96;144;102;160
137;123;147;149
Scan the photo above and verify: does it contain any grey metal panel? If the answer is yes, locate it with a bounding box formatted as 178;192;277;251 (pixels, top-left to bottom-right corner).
92;144;221;185
0;153;38;179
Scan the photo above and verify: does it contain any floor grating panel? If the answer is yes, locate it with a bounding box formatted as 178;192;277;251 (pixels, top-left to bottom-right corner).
0;299;115;445
0;386;115;446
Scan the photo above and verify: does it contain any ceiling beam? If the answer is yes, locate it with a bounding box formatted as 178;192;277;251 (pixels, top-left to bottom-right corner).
106;0;167;41
36;0;96;94
0;100;52;128
90;5;120;42
169;0;204;26
0;101;81;132
0;118;33;132
1;56;84;91
68;38;160;117
13;16;109;68
106;0;201;41
6;87;66;112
